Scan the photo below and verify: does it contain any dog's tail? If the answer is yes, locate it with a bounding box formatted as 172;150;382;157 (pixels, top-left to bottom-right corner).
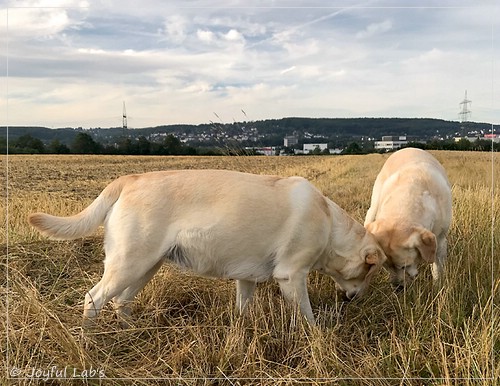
28;176;126;240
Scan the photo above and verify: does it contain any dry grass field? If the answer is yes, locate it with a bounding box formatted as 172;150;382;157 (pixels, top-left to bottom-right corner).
1;152;499;385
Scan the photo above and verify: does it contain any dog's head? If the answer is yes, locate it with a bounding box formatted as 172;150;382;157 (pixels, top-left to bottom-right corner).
365;220;437;288
327;232;387;300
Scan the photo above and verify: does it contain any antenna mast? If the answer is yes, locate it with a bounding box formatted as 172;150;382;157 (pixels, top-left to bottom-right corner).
122;101;128;130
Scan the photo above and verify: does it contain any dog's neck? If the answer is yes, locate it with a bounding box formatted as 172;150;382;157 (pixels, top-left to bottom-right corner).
324;200;367;258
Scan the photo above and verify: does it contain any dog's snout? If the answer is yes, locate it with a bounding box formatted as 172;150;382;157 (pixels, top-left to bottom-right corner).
343;290;359;301
392;283;404;292
407;269;418;279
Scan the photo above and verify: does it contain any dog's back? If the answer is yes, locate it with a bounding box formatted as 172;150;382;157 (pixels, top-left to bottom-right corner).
375;148;448;187
107;170;332;280
366;148;451;230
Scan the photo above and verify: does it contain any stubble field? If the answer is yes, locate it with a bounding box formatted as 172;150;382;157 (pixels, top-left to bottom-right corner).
1;152;499;385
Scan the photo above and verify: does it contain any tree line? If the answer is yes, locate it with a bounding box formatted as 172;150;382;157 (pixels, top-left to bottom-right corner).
2;132;498;155
2;133;198;155
403;138;500;152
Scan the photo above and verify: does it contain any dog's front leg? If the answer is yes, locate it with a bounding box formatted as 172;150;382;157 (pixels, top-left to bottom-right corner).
235;279;257;314
275;272;315;325
431;236;447;283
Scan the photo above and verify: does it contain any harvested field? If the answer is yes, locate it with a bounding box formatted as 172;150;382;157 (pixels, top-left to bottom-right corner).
2;152;499;385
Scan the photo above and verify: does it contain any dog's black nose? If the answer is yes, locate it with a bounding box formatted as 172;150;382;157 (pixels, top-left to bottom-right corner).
342;292;355;301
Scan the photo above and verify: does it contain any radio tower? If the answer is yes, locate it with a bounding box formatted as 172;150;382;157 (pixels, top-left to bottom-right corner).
458;90;471;137
122;101;128;130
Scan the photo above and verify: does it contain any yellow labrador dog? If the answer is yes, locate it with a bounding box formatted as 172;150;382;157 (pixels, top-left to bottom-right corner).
29;170;385;325
364;148;452;287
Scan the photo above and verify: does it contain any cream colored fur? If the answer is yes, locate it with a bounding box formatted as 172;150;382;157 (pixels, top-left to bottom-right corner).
364;148;452;286
29;170;385;325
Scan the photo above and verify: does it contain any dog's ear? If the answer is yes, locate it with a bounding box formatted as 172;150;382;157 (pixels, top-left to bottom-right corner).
364;248;386;266
363;249;386;281
365;250;379;265
415;228;437;264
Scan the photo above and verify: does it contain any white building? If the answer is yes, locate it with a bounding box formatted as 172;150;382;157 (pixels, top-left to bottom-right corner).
244;146;276;156
454;136;480;142
283;136;298;147
303;143;328;153
374;136;411;151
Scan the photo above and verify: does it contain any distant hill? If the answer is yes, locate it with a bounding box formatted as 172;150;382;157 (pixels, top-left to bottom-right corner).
0;126;82;145
1;117;497;147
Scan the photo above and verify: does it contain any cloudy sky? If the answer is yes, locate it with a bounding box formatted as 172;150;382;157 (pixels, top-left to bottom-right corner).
0;0;498;128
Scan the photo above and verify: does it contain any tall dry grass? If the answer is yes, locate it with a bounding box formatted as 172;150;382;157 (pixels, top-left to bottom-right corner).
1;152;498;385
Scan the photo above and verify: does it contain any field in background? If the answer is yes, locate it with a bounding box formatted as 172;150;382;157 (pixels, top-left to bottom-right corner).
1;152;499;385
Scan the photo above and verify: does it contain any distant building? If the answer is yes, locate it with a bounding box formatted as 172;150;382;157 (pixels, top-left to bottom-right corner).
455;134;499;143
484;134;500;143
283;135;298;147
454;136;479;142
303;143;328;153
374;135;417;151
244;146;277;156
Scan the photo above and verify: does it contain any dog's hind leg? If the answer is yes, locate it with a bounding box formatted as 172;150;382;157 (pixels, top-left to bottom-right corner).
112;259;164;327
83;254;162;327
235;279;257;314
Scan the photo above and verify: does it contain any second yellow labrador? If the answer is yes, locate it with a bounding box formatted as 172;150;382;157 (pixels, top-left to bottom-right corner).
364;148;452;287
29;170;386;326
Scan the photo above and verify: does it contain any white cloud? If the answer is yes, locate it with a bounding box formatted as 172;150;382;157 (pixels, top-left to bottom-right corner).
5;8;72;37
223;28;243;42
163;14;188;44
356;19;392;39
77;47;106;55
180;81;212;94
197;29;215;43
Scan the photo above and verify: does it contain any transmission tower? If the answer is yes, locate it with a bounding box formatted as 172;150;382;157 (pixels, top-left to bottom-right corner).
458;90;471;137
122;101;128;130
